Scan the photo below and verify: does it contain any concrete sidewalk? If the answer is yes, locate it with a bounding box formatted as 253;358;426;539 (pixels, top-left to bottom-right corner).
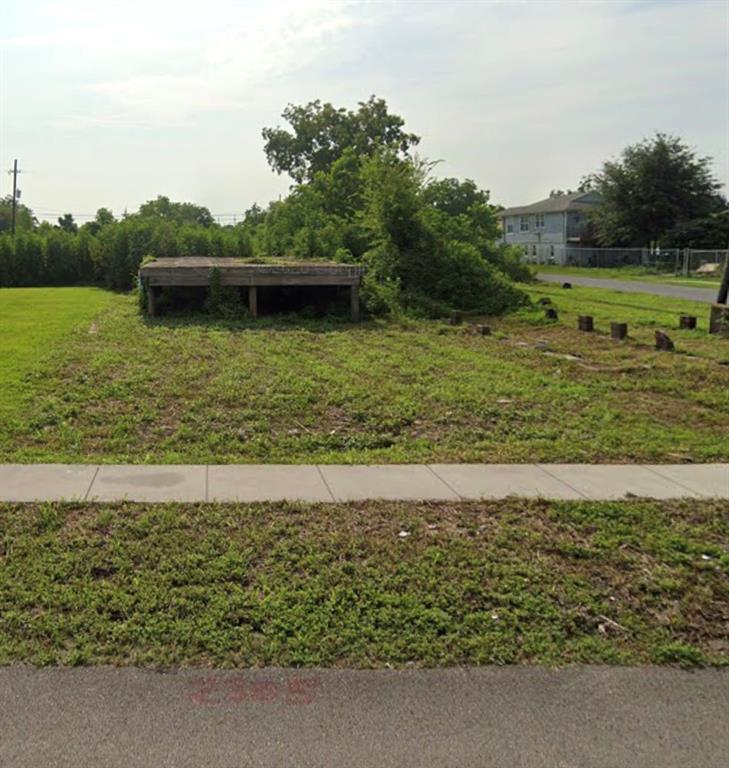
1;666;727;767
0;462;727;502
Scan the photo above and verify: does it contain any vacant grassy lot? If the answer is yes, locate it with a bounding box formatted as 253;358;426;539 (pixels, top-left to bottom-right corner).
0;498;726;667
0;287;118;422
1;285;727;463
536;264;722;289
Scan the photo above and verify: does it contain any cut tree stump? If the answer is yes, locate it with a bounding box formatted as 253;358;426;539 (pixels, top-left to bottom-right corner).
679;315;697;330
578;315;594;332
545;308;558;320
611;322;628;340
476;324;491;336
655;331;675;351
709;304;729;336
449;311;462;326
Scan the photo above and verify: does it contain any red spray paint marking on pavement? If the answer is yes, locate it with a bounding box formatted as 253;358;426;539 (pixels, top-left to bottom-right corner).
185;675;323;707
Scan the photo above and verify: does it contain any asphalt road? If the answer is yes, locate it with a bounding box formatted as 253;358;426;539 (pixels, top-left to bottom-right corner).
1;666;727;767
538;272;718;303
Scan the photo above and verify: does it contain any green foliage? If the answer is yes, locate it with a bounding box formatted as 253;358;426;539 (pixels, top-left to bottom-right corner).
585;133;725;247
0;97;527;316
651;642;707;667
137;195;214;227
56;213;78;234
0;206;257;290
358;152;527;315
204;267;244;318
663;207;729;249
491;244;536;283
255;148;527;316
0;196;36;233
262;96;421;183
0;498;726;667
422;177;491;217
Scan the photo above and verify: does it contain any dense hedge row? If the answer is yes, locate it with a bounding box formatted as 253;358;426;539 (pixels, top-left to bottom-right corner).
0;222;253;291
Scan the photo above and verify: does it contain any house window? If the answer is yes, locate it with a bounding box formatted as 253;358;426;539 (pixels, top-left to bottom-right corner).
532;245;537;256
535;214;545;229
506;221;514;234
520;216;529;232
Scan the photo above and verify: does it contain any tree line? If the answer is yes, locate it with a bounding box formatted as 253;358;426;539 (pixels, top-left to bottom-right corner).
1;96;726;315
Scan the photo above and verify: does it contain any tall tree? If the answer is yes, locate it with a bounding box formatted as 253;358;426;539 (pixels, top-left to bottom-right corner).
137;196;214;227
262;96;420;183
57;213;78;233
423;178;490;217
84;207;116;235
584;133;723;246
0;196;36;233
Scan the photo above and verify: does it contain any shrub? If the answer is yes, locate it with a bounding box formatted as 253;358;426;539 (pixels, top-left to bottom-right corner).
204;267;244;319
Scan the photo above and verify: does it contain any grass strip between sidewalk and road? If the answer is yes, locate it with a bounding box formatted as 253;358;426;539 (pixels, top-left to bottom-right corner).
1;498;727;668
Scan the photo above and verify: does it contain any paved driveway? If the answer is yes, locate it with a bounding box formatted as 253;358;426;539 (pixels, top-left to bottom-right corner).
1;666;728;767
538;272;718;303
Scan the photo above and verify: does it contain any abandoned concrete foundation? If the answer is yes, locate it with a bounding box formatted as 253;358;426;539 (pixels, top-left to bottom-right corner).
139;258;365;321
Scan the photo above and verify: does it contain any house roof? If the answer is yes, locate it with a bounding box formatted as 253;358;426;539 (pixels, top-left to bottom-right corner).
499;191;602;218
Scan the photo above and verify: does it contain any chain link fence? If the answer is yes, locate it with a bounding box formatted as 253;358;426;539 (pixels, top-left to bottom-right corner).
678;249;728;276
521;246;727;275
563;247;679;270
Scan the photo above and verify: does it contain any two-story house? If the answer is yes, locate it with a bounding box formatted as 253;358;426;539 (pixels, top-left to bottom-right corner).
499;191;602;264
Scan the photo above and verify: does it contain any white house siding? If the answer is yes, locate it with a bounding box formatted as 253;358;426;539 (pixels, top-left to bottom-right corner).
501;212;568;264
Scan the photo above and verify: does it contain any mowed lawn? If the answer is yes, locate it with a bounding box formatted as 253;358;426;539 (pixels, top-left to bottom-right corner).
0;287;118;420
0;284;728;463
1;498;727;667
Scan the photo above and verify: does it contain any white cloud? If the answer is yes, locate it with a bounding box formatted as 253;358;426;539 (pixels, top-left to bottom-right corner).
51;0;363;128
3;0;726;215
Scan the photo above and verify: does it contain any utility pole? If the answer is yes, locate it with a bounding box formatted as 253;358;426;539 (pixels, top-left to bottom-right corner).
7;159;21;236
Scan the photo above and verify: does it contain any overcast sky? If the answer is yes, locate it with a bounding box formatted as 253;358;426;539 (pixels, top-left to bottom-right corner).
1;0;727;223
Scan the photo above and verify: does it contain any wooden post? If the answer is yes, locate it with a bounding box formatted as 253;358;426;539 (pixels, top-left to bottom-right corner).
578;315;594;332
147;284;157;316
350;283;360;322
655;330;675;351
611;322;628;340
709;303;729;335
248;285;258;318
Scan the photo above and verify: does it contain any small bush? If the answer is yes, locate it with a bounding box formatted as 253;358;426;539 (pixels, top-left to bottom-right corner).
492;244;536;283
204;267;244;318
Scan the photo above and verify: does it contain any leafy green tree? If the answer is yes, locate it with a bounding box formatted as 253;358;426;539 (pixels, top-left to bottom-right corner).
56;213;78;234
664;206;729;249
584;133;723;246
262;96;420;183
360;151;526;316
0;196;36;233
423;178;490;217
137;196;214;227
84;207;116;235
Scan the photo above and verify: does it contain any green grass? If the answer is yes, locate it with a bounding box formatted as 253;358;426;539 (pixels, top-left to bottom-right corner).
0;498;726;667
536;264;722;288
1;286;728;463
0;287;118;422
